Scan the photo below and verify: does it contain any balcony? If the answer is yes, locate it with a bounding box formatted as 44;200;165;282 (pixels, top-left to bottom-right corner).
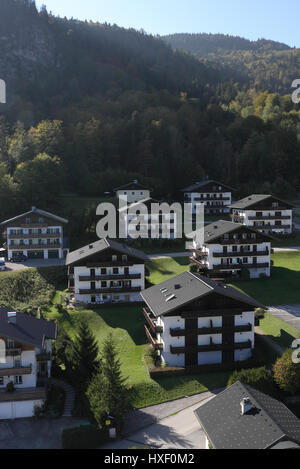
170;323;252;337
212;263;270;271
10;243;61;250
0;364;32;377
0;387;46;403
86;261;135;268
8;232;60;240
230;214;244;223
189;257;208;269
170;340;252;354
144;325;163;351
79;286;142;295
181;308;246;318
5;348;22;357
248;215;291;221
213;250;269;258
79;273;142;282
143;308;163;334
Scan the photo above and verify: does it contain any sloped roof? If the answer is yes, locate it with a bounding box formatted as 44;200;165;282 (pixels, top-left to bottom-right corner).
202;220;274;244
141;271;264;317
114;181;149;192
194;381;300;449
66;238;149;266
0;207;68;226
230;194;295;210
0;308;57;348
181;180;236;193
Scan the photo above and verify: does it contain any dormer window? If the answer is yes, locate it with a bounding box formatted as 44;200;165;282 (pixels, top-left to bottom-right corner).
112;255;117;262
122;255;128;262
38;217;44;224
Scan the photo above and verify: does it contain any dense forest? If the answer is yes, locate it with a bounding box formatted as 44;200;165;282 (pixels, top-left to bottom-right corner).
0;0;300;222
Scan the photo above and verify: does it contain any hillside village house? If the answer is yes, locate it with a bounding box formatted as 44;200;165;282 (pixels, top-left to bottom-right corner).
114;180;151;204
0;207;69;260
230;194;294;236
66;238;148;305
194;381;300;449
190;220;272;279
181;180;236;216
0;308;57;420
118;197;178;239
142;271;263;368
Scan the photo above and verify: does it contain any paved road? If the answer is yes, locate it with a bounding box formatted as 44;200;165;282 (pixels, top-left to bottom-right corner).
102;395;217;450
0;259;65;272
0;416;85;449
268;305;300;332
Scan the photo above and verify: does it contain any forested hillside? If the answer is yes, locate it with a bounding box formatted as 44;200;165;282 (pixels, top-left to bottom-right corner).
0;1;300;223
163;33;300;94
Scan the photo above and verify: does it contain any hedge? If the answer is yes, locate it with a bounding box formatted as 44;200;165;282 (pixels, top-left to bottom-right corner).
62;424;108;449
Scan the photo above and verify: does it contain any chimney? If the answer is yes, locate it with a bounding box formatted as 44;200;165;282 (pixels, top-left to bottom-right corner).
240;397;253;415
7;311;17;324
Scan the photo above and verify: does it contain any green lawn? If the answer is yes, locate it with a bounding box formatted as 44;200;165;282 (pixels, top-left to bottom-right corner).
259;313;300;349
147;257;190;285
230;252;300;305
44;297;230;408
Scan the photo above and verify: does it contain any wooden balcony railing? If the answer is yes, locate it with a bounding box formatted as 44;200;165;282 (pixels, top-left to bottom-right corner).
213;250;269;258
79;286;141;295
144;325;163;351
143;308;163;334
0;364;32;377
79;273;142;282
170;323;252;337
170;340;252;355
213;263;270;271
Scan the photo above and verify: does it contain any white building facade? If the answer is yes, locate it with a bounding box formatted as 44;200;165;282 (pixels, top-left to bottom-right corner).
230;195;294;236
114;180;151;204
191;220;272;279
67;238;148;305
142;272;262;368
181;180;235;216
1;207;68;260
0;309;57;420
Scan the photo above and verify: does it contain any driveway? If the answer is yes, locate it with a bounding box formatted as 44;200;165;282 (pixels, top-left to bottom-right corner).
0;416;85;449
2;259;65;272
101;390;222;450
268;305;300;332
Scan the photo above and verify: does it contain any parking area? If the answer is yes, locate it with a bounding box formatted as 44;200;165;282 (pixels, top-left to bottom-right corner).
1;259;65;272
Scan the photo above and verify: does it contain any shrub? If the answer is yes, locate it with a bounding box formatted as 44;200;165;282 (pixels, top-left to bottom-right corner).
227;366;277;396
44;385;66;418
6;381;15;393
61;424;108;449
273;350;300;395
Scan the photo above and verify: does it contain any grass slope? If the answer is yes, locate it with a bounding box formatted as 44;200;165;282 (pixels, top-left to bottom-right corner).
259;313;300;349
147;257;190;285
230;252;300;305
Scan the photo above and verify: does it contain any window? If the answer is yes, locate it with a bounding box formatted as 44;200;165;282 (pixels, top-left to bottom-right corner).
91;296;96;304
101;281;107;288
7;339;15;350
38;218;44;224
101;268;107;275
113;267;119;274
0;377;3;386
243;258;248;264
112;255;117;262
122;255;128;262
14;376;23;385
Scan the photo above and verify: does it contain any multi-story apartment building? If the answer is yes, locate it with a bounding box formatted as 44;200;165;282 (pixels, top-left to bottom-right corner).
190;220;272;279
0;308;57;420
142;271;263;368
118;198;178;239
1;207;68;260
181;180;235;215
230;195;294;236
66;238;148;305
114;180;151;204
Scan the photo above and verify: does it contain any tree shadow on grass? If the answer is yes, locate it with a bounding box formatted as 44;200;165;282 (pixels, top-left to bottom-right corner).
231;266;300;305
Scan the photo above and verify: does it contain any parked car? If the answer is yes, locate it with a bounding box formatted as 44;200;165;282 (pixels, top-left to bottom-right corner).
0;258;6;271
8;254;28;263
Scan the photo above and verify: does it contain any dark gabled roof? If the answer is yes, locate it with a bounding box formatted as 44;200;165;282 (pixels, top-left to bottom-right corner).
141;271;264;318
0;308;57;348
230;194;295;210
0;207;68;226
202;220;274;244
114;181;149;192
181;180;236;193
194;381;300;449
66;238;149;266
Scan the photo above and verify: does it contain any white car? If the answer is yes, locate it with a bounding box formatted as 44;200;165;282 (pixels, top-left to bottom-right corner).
0;258;6;271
